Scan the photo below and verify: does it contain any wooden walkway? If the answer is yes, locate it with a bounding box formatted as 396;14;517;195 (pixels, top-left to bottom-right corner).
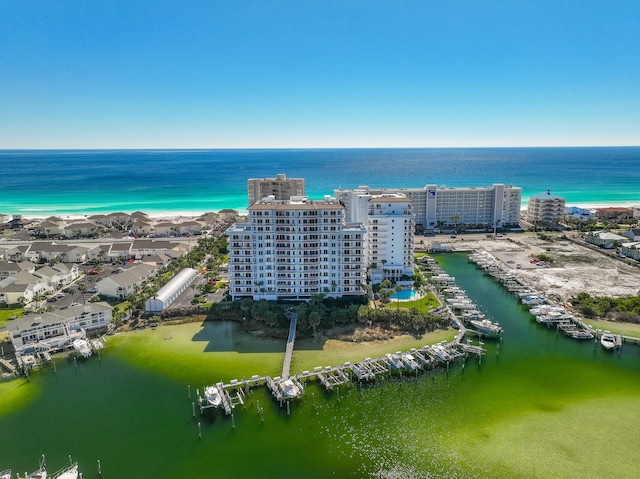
281;314;297;379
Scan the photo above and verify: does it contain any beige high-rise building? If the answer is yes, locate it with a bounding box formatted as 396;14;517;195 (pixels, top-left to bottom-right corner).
526;190;566;226
247;173;305;206
226;195;366;300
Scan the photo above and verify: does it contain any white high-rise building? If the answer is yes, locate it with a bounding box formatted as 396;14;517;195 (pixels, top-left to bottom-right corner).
335;184;522;231
366;194;415;283
226;195;366;301
247;173;306;206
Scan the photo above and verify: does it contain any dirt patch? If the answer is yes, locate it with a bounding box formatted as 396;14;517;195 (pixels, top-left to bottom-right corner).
446;233;640;302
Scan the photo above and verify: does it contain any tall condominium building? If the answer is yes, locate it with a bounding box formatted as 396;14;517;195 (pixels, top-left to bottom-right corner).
247;173;306;206
335;183;522;231
366;194;415;283
526;190;566;226
226;195;366;301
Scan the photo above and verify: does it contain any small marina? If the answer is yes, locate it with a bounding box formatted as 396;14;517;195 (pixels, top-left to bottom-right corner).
192;254;492;418
194;339;484;416
468;251;640;347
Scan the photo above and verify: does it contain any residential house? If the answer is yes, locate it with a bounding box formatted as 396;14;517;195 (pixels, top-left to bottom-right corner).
595;207;633;222
0;260;36;280
153;222;179;237
622;228;640;241
95;263;157;299
87;214;112;228
176;220;203;235
620;242;640;261
108;212;131;228
27;242;88;263
63;221;99;238
218;209;239;221
6;302;113;355
39;217;67;238
196;212;219;227
0;281;35;305
131;216;155;236
109;242;133;261
87;244;113;263
0;271;50;305
585;231;627;249
139;253;172;267
3;245;31;262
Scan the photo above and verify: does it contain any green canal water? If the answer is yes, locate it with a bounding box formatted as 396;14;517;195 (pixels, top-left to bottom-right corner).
1;253;639;478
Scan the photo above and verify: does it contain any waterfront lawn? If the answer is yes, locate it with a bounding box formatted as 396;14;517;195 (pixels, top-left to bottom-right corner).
582;317;640;338
387;291;439;311
0;307;23;328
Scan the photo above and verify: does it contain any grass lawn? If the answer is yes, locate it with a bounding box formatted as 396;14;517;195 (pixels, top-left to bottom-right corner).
386;290;440;311
0;307;23;328
582;317;640;338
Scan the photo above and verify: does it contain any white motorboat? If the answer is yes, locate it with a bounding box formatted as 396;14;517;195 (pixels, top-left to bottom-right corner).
204;385;222;407
72;339;92;358
27;466;47;479
469;319;503;337
600;332;618;350
386;353;405;370
53;463;78;479
567;329;594;340
280;379;300;399
431;344;453;362
0;469;11;479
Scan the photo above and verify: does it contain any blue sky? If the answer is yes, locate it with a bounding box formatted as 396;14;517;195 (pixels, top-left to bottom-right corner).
1;1;639;148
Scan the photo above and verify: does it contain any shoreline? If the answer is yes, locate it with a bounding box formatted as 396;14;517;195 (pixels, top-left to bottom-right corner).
6;200;639;222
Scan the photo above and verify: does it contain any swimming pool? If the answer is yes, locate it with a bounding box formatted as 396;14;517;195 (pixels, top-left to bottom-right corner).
391;289;417;300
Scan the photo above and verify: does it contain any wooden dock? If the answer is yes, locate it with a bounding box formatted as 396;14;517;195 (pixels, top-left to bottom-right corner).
281;314;297;379
0;358;18;375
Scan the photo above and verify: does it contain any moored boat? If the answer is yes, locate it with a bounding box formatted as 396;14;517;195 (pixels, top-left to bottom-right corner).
72;339;92;358
52;463;78;479
0;469;12;479
280;379;300;399
600;332;618;350
203;385;222;407
469;319;503;337
567;329;594;340
431;344;453;362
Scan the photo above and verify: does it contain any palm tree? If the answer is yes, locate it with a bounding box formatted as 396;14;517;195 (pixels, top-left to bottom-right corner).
77;282;87;303
451;216;460;233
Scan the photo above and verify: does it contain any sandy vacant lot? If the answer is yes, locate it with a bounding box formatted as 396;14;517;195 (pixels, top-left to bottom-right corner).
420;233;640;302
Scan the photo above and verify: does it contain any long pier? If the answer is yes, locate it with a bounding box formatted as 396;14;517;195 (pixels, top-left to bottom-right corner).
195;339;484;416
281;313;297;379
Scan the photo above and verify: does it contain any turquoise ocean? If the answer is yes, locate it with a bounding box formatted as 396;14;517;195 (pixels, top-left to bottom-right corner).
1;147;639;216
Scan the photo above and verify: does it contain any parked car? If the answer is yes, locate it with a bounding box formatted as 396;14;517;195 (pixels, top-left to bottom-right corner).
88;269;100;275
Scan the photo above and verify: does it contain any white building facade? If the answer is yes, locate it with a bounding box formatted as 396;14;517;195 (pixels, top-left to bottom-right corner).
366;194;415;283
335;184;522;231
226;196;366;301
145;267;197;313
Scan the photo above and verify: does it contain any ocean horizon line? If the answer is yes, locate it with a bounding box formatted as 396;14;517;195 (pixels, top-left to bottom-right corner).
2;145;640;153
